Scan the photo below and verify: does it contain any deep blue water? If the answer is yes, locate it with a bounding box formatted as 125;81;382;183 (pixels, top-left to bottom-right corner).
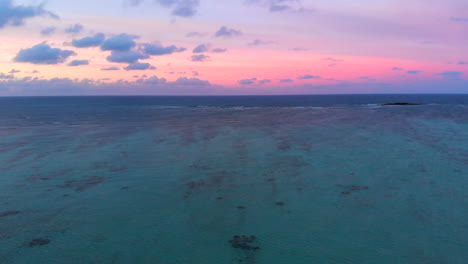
0;95;467;264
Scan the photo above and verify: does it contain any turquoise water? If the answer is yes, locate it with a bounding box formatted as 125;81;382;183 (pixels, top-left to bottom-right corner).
0;96;467;264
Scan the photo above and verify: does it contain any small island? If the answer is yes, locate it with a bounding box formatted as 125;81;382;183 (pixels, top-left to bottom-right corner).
381;102;421;106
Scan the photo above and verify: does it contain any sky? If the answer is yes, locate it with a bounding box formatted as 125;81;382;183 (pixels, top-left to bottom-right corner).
0;0;467;95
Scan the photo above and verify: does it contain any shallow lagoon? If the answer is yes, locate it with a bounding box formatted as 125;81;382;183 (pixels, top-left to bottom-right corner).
1;96;467;264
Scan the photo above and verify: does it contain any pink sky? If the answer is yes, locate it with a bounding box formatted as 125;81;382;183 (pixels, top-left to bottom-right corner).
0;0;467;95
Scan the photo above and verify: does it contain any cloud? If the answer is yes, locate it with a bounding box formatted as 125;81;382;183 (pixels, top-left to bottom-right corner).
215;26;242;38
9;69;20;74
107;50;149;63
193;44;209;53
101;33;139;51
450;17;468;22
14;43;76;64
136;75;167;84
154;0;200;17
407;70;423;74
291;47;309;51
245;0;312;13
40;26;56;36
192;71;199;76
437;71;463;80
191;54;210;62
101;66;120;71
359;76;376;81
322;57;343;62
65;24;84;34
0;76;214;95
72;33;106;48
141;43;186;55
238;78;257;85
68;60;90;66
297;74;321;79
248;39;274;46
0;0;58;29
392;67;404;70
124;62;156;71
0;73;14;79
457;62;467;65
185;31;206;38
211;48;227;53
174;77;210;86
280;78;294;83
126;0;144;6
259;79;271;84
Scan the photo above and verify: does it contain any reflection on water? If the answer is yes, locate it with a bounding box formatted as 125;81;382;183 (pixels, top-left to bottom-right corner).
0;96;467;264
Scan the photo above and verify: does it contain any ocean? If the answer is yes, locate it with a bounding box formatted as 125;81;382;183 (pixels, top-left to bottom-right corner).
0;95;467;264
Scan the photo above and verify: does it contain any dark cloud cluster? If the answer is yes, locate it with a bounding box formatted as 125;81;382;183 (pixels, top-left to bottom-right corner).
0;75;213;95
191;54;210;61
69;32;186;70
238;78;257;85
124;62;156;71
72;33;106;48
107;50;149;63
215;26;242;38
437;71;463;80
211;48;227;53
14;43;76;64
193;44;209;53
238;78;273;85
359;76;376;81
407;70;422;74
101;33;138;51
155;0;199;17
280;78;294;83
248;39;274;46
0;0;58;29
192;44;226;54
130;0;200;17
141;43;186;55
245;0;312;13
65;24;84;34
0;73;14;80
174;77;210;86
68;60;89;66
40;27;56;36
392;67;403;71
297;74;321;80
101;66;120;71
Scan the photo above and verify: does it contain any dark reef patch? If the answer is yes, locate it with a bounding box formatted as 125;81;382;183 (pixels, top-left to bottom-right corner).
0;211;20;217
27;168;74;183
277;140;291;150
29;238;50;247
108;165;128;172
275;202;285;206
58;176;106;192
229;235;260;251
337;184;369;195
